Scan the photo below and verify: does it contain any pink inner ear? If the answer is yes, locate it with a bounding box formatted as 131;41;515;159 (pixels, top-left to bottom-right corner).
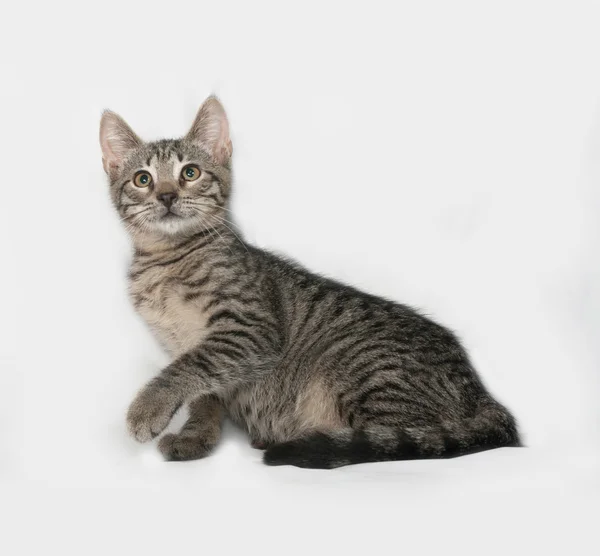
100;141;121;176
187;97;233;164
100;111;141;172
213;106;232;163
217;138;233;164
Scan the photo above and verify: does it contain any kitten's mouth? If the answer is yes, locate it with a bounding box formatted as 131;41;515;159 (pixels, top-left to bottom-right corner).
160;208;181;220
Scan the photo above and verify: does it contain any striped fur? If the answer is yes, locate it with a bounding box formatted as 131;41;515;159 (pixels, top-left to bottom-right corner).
100;97;520;468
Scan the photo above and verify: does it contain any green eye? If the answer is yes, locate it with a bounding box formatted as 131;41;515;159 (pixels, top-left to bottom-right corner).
182;165;201;181
133;171;152;188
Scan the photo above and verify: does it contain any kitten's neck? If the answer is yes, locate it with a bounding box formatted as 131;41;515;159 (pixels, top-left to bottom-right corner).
130;223;237;256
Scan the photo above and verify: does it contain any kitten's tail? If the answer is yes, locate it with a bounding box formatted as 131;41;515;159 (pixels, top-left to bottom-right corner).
263;402;520;469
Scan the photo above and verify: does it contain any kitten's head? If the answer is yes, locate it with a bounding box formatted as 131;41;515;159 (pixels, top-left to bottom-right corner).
100;96;232;239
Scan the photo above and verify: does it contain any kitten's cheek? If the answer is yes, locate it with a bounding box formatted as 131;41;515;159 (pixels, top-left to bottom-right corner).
126;384;182;442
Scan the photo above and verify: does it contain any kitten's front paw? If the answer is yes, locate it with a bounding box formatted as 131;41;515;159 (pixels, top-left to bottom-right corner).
126;384;181;442
158;433;214;461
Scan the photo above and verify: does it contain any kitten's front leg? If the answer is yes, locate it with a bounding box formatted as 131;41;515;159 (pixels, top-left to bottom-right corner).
127;380;183;442
127;331;270;442
158;395;223;460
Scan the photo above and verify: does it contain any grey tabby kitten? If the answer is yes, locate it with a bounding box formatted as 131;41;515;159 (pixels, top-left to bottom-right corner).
99;96;520;468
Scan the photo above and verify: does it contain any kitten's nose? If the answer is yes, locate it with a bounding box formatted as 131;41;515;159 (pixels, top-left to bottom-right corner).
158;192;177;208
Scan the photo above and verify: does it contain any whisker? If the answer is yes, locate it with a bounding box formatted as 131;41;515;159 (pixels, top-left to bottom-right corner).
198;211;235;257
203;212;249;253
121;206;153;222
184;201;248;253
197;213;219;251
180;199;236;214
185;203;232;258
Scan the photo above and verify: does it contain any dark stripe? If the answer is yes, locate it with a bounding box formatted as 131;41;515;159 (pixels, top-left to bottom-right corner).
183;352;216;377
206;335;249;353
337;339;405;364
222;328;264;351
205;345;246;361
202;293;264;312
354;382;413;407
181;272;213;289
117;180;129;209
207;309;262;328
338;364;407;409
130;241;210;278
358;409;401;421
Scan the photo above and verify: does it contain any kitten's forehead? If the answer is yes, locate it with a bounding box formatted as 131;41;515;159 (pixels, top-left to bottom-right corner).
144;147;178;181
129;138;215;170
146;139;183;163
143;140;183;174
121;139;188;177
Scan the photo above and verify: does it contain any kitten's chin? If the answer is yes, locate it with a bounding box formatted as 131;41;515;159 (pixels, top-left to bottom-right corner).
152;215;197;236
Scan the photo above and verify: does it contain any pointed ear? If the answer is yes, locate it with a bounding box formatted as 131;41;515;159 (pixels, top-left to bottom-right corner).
186;96;232;164
99;110;142;176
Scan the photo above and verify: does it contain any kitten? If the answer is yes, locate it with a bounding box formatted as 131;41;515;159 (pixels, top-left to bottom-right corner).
100;96;520;468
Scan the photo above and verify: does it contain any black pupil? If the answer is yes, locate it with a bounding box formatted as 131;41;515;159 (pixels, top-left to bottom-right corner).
140;174;148;184
186;168;195;178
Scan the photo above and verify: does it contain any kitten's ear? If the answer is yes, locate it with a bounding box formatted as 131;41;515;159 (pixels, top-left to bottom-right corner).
99;110;142;176
186;96;232;164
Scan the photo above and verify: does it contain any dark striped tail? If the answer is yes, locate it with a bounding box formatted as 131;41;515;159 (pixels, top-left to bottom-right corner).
263;403;520;469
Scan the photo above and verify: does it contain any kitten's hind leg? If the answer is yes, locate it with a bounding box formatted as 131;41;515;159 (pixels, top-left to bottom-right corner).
158;395;223;461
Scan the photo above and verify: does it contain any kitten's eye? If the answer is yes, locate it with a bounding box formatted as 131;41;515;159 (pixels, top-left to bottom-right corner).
133;171;152;188
181;165;201;182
